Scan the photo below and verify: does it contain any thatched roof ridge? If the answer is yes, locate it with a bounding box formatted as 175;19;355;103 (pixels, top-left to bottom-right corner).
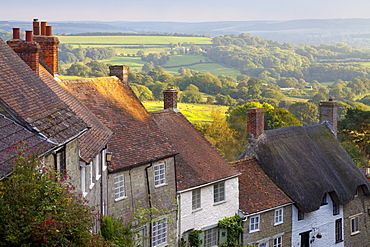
254;123;370;212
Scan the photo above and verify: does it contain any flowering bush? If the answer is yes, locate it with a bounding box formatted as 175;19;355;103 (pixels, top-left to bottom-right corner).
0;142;105;246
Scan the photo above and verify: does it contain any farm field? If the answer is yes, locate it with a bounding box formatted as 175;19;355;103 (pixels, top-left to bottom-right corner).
143;101;229;123
58;35;243;76
57;35;212;46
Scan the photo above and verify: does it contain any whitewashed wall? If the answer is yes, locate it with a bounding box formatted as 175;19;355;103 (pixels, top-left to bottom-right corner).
178;176;239;234
291;197;344;247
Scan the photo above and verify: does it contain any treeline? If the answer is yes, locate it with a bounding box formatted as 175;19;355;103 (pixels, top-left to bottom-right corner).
207;34;370;83
61;32;210;37
59;44;115;64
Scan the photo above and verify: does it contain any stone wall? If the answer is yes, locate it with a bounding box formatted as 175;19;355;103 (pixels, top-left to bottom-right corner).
243;205;292;247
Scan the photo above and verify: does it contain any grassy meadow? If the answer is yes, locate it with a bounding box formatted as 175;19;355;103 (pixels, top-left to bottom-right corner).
58;34;242;77
143;101;229;123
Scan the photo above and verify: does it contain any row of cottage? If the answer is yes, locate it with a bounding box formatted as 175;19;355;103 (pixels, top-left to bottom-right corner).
0;19;369;247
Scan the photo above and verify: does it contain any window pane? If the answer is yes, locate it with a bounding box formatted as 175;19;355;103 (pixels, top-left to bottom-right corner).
114;175;125;199
152;219;167;246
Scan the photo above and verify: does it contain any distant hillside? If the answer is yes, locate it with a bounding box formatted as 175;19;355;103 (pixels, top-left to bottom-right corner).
2;18;370;46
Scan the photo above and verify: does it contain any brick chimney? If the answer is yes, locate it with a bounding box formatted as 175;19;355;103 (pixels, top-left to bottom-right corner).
109;65;129;84
319;97;338;136
247;108;264;139
32;19;60;76
7;29;41;75
163;88;178;110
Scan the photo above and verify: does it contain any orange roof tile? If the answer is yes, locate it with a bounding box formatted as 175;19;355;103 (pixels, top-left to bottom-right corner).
151;109;239;191
62;78;177;170
232;157;292;215
0;38;87;145
39;68;113;163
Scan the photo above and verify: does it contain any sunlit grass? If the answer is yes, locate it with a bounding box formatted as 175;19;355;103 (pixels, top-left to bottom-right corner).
143;101;229;122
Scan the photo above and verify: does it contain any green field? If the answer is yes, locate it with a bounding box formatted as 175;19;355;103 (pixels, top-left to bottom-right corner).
143;101;229;122
57;35;212;45
58;34;242;77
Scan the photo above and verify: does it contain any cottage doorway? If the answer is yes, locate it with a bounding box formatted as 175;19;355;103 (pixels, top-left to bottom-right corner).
300;231;310;247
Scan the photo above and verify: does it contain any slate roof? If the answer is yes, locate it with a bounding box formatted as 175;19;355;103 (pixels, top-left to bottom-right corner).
0;38;87;145
151;109;239;191
231;157;292;215
242;123;370;213
61;77;177;171
0;114;55;178
39;67;113;163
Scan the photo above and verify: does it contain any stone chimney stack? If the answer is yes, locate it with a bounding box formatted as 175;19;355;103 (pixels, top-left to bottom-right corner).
32;19;60;77
109;65;129;84
319;97;338;136
7;28;41;75
247;108;265;139
163;88;178;110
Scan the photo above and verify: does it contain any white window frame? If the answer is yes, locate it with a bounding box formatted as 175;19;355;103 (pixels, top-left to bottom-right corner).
80;162;87;197
214;182;225;204
350;215;360;235
273;236;282;247
204;227;218;247
250;215;260;233
152;218;167;247
192;188;201;211
154;162;166;187
274;208;283;225
95;153;101;181
114;174;126;201
89;162;95;189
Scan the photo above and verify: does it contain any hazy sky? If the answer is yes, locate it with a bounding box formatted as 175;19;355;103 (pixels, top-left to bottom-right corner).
2;0;370;22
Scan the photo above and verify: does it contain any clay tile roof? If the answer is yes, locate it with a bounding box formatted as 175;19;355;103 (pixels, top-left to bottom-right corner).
151;109;239;191
231;157;292;215
253;123;370;213
0;38;87;145
0;114;55;178
39;68;113;163
61;77;177;170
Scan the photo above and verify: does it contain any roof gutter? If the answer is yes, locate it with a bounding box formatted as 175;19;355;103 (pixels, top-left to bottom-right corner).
40;127;90;157
177;173;241;194
109;152;179;174
241;202;294;221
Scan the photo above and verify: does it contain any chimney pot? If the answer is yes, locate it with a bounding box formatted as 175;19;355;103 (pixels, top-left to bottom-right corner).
41;22;48;35
25;30;33;42
46;26;52;36
163;88;178;109
12;28;20;39
247;108;264;139
33;19;40;35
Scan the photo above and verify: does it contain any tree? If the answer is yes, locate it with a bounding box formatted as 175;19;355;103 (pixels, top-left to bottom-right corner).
265;108;301;129
142;62;155;73
196;111;242;161
151;81;168;100
180;84;203;103
86;60;109;77
338;108;370;160
310;92;327;104
131;83;153;102
66;63;92;77
288;101;319;126
0;143;103;246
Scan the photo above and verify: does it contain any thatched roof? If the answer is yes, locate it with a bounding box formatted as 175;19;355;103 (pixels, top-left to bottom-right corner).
248;123;370;213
